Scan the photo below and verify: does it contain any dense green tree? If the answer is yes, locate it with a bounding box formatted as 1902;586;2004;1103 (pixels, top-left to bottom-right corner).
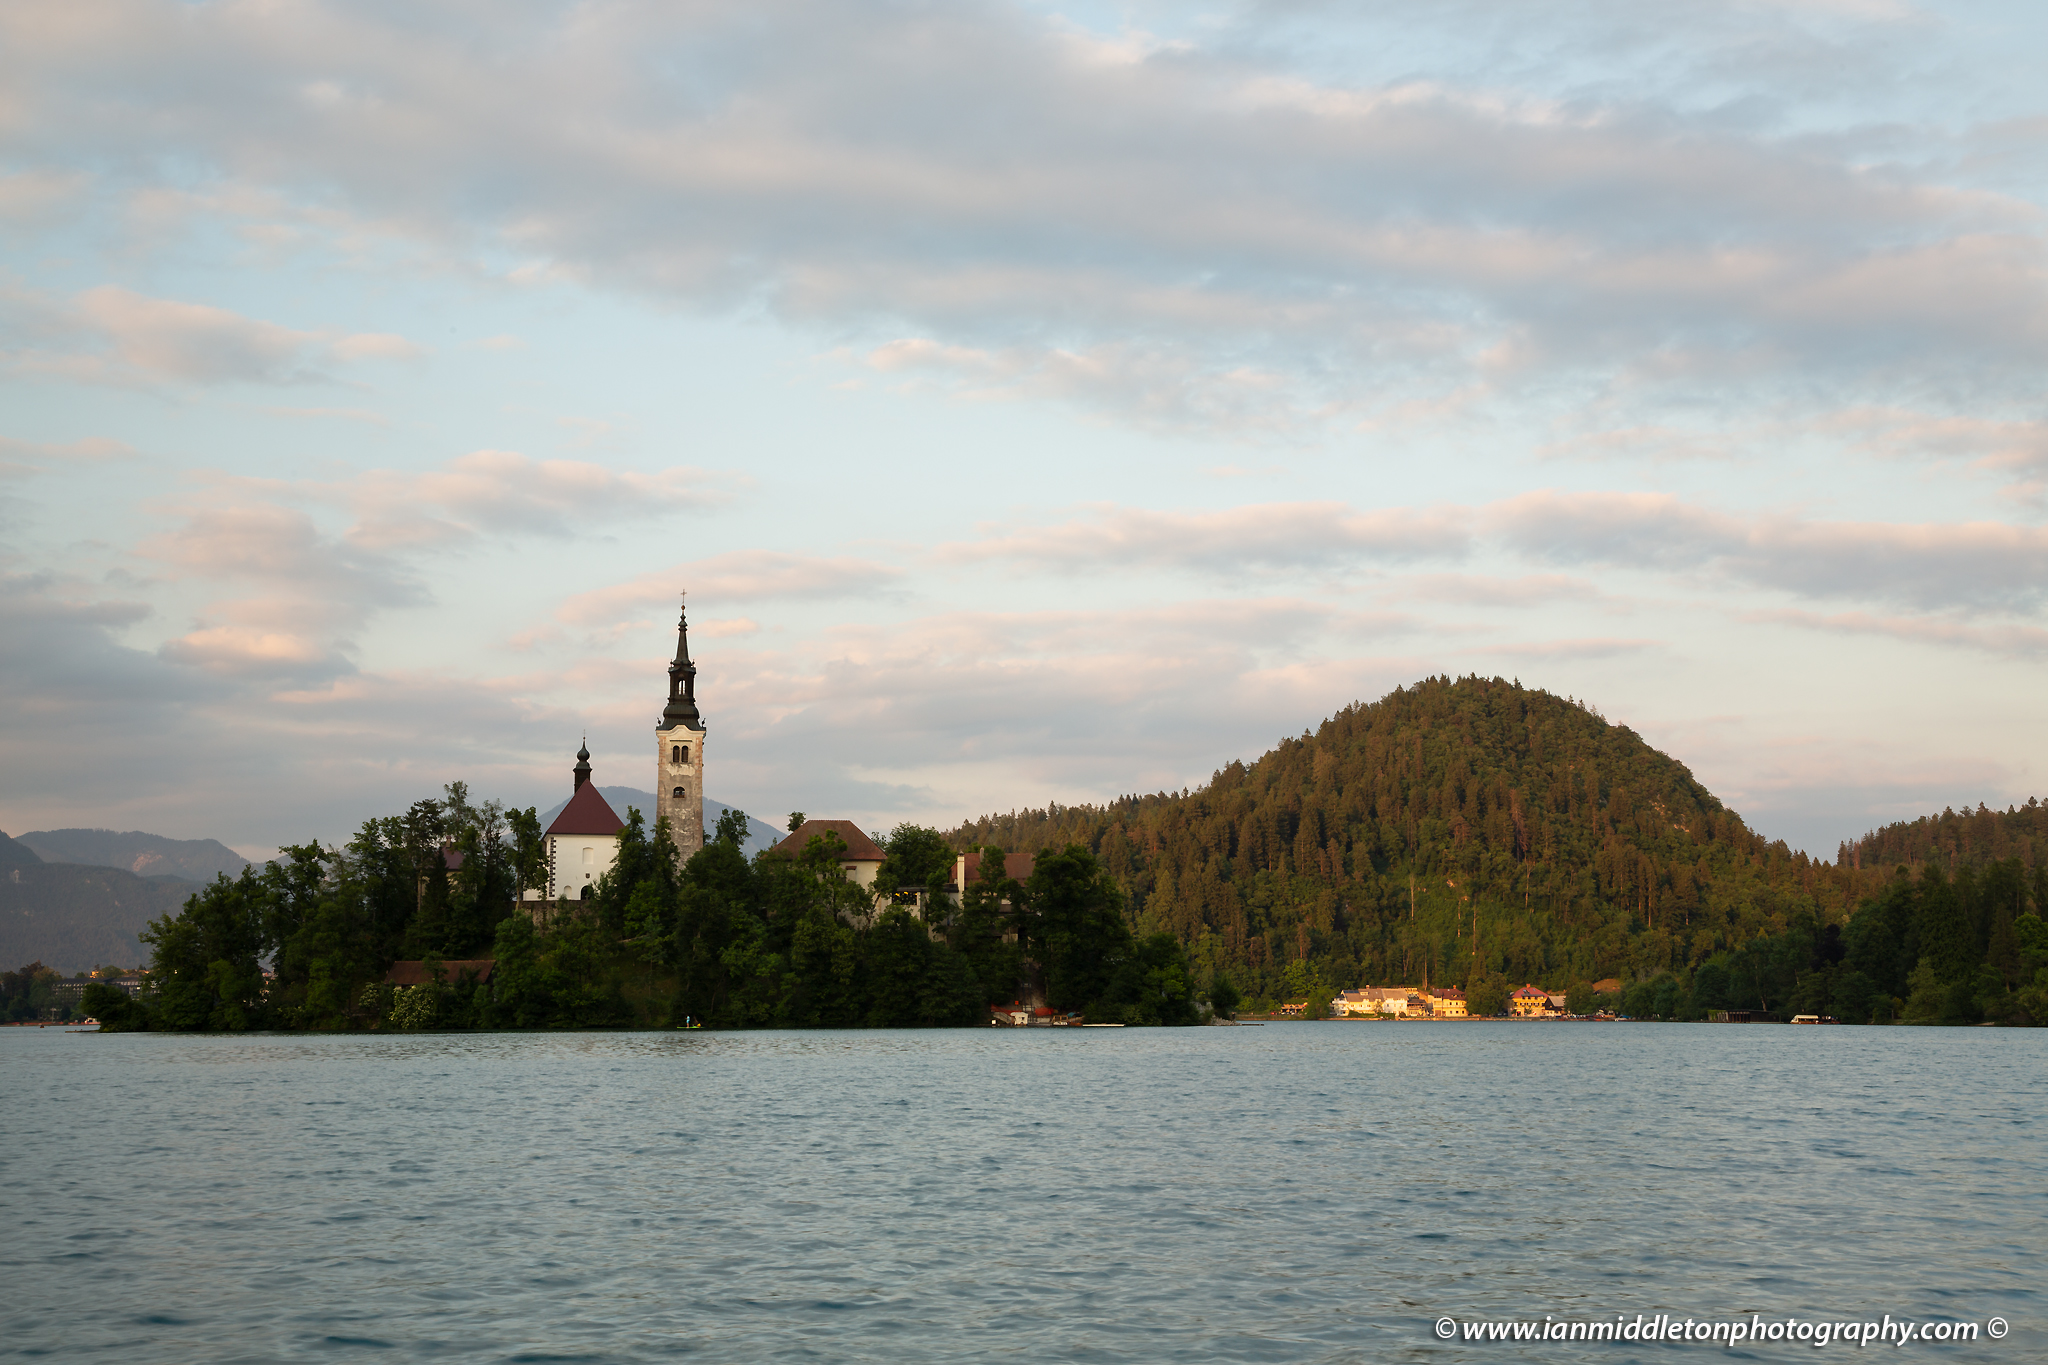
1465;973;1508;1018
1108;932;1200;1025
714;806;752;847
142;870;268;1030
1028;845;1135;1014
1;961;60;1022
873;823;958;917
951;846;1024;1005
79;981;148;1030
1208;971;1241;1019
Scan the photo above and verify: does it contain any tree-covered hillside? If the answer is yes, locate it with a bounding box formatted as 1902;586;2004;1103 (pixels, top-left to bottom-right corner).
945;676;2045;1011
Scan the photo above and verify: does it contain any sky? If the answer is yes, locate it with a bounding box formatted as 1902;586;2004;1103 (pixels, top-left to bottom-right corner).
3;0;2045;863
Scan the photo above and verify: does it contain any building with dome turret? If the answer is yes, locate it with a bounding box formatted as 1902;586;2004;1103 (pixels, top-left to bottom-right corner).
527;740;625;903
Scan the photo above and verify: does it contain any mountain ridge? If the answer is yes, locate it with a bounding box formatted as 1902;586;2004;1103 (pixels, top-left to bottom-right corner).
18;828;250;882
2;830;189;970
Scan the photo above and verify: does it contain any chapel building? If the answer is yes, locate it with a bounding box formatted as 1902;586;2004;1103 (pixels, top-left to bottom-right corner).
532;741;624;901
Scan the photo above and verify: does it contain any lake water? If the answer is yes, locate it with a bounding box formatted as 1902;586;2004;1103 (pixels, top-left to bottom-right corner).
1;1024;2039;1363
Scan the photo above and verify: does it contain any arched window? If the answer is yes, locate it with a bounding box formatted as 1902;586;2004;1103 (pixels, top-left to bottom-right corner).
679;744;690;763
579;885;593;901
671;745;681;763
672;786;685;798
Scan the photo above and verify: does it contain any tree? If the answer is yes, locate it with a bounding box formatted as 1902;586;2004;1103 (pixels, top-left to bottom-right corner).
1465;973;1509;1017
874;823;958;923
1;961;60;1022
953;846;1022;1005
1208;971;1241;1019
1916;864;1975;984
1109;932;1200;1025
714;806;752;847
143;870;269;1030
1027;845;1133;1014
508;806;547;897
80;981;148;1031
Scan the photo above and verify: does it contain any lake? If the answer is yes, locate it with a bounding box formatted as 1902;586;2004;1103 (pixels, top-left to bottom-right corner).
1;1023;2038;1362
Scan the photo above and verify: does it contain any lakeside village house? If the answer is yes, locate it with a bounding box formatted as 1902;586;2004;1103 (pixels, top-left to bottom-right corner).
1288;979;1612;1019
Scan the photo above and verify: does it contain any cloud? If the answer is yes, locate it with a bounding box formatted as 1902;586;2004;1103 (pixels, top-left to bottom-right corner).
938;501;1469;575
1;0;2040;428
158;624;351;677
138;503;414;604
1482;636;1664;661
325;449;734;549
861;336;1338;435
1398;573;1610;608
1742;609;2048;660
1487;491;2048;612
265;406;391;426
557;552;907;627
1536;426;1739;464
1822;407;2048;503
134;500;424;682
0;284;425;387
0;435;136;477
0;168;88;226
935;493;2048;620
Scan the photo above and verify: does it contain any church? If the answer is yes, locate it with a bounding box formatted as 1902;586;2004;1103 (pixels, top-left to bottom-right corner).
520;601;1011;917
524;601;707;904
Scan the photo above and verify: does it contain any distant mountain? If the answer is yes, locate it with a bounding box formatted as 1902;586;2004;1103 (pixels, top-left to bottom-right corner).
0;831;38;872
18;828;250;882
1;830;190;971
533;787;783;856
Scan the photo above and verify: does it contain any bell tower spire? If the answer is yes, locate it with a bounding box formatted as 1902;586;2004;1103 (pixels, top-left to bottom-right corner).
662;595;701;729
655;591;707;861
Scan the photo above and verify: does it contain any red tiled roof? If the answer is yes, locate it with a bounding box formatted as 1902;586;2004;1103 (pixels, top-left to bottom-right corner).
772;819;885;861
960;849;1035;884
385;960;495;986
547;782;624;837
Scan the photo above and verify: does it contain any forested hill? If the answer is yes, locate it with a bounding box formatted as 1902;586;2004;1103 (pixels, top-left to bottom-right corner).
1841;802;2048;874
945;676;2037;1003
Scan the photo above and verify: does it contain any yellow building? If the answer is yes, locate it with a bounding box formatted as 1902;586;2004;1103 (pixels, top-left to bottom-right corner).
1423;986;1468;1018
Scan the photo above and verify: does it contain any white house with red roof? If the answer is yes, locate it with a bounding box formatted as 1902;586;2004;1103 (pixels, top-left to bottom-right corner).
523;741;626;903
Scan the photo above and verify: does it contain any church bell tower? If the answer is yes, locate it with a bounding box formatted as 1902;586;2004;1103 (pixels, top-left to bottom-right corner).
655;597;707;861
